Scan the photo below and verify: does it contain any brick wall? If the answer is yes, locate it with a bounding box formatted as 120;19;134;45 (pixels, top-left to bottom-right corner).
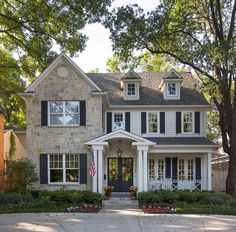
0;113;5;191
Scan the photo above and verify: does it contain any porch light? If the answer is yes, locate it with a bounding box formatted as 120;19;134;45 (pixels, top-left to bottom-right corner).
117;140;123;158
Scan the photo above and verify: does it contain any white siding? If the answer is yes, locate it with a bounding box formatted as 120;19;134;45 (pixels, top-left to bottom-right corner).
165;111;176;136
130;112;141;135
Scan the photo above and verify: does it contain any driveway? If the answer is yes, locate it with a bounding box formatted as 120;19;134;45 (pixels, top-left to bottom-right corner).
0;209;236;232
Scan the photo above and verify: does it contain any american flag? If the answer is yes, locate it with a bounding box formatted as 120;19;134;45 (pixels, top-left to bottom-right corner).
90;153;96;176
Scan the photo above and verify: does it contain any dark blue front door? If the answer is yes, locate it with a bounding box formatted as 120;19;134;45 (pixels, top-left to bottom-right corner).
108;158;133;192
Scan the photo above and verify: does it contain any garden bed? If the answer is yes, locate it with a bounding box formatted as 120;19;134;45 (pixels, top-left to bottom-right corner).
138;190;236;215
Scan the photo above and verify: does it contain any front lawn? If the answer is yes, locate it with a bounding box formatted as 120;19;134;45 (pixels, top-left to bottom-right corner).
139;190;236;215
0;190;102;214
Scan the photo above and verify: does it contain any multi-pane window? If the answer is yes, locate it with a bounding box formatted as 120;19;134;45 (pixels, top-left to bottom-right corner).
187;159;194;180
167;83;177;96
127;83;136;96
148;159;155;179
49;101;80;126
113;112;124;130
49;154;79;183
148;112;158;133
183;112;193;133
178;159;185;180
157;159;164;179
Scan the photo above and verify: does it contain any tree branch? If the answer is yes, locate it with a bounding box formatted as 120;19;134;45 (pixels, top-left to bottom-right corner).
227;0;236;41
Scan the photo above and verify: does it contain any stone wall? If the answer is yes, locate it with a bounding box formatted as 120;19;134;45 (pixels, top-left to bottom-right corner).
26;57;104;191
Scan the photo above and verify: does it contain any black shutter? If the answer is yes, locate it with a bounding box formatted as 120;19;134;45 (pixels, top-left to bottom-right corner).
195;157;202;190
40;154;48;184
106;112;112;133
80;101;86;126
160;112;165;134
80;154;87;184
141;112;146;134
195;111;200;133
172;157;178;188
165;158;171;178
41;101;48;126
176;112;182;134
125;112;130;132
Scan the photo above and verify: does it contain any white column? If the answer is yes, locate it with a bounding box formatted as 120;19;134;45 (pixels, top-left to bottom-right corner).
98;148;103;194
137;149;143;192
143;149;148;191
92;149;98;193
207;152;212;190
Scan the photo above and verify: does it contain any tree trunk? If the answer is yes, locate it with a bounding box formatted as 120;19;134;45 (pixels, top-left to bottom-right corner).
226;153;236;197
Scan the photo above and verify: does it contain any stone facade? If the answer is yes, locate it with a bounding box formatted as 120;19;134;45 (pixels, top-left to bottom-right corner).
26;57;104;190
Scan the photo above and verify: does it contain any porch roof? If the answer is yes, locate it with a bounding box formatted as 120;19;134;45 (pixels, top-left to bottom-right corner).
85;129;155;146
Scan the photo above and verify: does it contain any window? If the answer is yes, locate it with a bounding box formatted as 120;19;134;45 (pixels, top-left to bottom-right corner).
157;159;164;180
113;112;124;130
149;159;155;179
49;154;79;183
187;159;194;180
148;112;158;133
167;83;177;96
127;83;136;96
178;159;185;180
183;112;193;133
49;101;80;126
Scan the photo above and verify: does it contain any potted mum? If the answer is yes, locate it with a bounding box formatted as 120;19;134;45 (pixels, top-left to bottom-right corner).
129;185;138;200
104;185;114;200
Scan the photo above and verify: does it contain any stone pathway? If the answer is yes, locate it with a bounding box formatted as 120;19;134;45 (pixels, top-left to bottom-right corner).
0;212;236;231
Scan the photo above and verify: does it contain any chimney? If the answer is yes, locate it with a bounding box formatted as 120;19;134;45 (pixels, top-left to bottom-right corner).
0;112;5;191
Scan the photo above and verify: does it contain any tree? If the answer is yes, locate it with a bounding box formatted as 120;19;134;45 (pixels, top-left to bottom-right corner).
0;0;112;126
106;0;236;196
5;158;38;193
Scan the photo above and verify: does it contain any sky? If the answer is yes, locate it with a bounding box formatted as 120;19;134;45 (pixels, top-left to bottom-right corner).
72;0;158;72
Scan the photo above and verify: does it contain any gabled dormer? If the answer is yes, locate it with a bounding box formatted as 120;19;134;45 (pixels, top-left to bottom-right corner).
160;69;183;100
121;69;142;100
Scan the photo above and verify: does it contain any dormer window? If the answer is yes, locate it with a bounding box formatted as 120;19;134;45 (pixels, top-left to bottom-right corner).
167;83;177;96
127;83;136;96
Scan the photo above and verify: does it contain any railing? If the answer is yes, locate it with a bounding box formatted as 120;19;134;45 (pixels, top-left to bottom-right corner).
148;178;204;192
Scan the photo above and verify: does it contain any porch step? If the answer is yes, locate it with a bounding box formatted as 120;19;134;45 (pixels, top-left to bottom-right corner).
103;197;139;209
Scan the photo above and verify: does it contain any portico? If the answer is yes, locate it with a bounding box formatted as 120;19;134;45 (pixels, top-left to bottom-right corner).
85;129;154;194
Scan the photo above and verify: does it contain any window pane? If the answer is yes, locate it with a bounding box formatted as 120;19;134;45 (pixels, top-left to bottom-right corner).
127;83;135;95
187;159;194;180
65;114;79;125
50;114;64;125
158;159;164;179
148;113;158;133
49;102;63;113
168;83;176;95
183;112;193;132
50;170;63;182
114;113;124;130
66;169;79;182
149;159;155;179
178;159;185;180
65;101;79;113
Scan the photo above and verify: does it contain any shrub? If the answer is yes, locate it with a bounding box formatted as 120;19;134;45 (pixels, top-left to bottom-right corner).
198;196;225;206
5;158;38;193
0;193;32;204
228;199;236;207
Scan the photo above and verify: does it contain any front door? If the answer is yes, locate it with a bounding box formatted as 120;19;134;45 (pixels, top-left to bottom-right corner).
108;158;133;192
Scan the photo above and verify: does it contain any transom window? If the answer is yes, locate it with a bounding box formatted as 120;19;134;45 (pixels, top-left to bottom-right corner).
127;83;136;96
49;154;79;183
149;159;155;179
113;112;125;130
183;112;193;133
48;101;80;126
148;112;159;133
167;83;177;96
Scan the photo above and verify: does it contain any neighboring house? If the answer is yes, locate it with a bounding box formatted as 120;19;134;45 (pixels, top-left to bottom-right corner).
4;128;27;161
20;53;218;193
0;108;5;191
212;149;229;192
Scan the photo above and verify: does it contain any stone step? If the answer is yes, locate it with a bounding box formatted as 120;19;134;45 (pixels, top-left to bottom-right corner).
103;198;139;208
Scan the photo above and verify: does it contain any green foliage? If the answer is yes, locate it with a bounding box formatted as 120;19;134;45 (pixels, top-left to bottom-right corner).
198;196;225;206
88;68;100;73
5;159;38;194
8;131;16;160
0;193;32;204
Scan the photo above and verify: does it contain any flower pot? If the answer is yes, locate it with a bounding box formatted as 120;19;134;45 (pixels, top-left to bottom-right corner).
130;192;137;200
105;192;112;200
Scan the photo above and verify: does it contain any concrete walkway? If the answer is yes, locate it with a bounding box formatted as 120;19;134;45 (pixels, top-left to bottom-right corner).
0;210;236;232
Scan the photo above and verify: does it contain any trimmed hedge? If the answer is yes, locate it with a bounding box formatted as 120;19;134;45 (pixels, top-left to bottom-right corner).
138;190;232;207
0;193;32;204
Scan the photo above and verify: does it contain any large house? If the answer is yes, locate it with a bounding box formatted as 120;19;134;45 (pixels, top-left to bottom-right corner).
20;53;217;193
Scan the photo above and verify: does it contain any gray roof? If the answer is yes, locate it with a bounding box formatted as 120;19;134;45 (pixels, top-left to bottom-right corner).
87;72;209;106
145;137;216;146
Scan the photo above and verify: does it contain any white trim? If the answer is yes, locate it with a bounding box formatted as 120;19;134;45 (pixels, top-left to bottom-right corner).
109;105;212;109
146;111;160;134
25;52;102;92
162;69;184;80
122;69;142;80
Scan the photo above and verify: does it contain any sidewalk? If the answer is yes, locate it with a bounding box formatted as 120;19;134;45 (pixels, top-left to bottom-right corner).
0;211;236;232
